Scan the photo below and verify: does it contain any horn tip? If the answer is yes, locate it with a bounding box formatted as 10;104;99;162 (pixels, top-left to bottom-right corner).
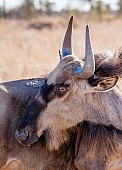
86;25;90;39
86;25;89;31
70;16;73;22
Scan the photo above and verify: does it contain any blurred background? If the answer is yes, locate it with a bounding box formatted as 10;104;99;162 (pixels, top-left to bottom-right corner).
0;0;122;81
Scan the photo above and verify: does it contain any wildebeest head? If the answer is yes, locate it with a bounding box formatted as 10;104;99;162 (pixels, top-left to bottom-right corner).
15;17;119;150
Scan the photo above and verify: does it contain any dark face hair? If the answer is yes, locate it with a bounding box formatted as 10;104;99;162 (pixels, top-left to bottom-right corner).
16;79;70;145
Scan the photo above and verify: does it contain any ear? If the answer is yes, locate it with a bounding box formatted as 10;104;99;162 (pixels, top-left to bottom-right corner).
89;76;119;92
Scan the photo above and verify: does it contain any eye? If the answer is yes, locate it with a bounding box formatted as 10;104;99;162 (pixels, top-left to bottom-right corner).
56;84;70;97
59;86;66;92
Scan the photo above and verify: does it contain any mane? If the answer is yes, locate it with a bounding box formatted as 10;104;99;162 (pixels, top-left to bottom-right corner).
77;121;122;156
94;48;122;78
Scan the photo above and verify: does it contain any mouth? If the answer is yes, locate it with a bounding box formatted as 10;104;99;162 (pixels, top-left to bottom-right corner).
18;134;39;147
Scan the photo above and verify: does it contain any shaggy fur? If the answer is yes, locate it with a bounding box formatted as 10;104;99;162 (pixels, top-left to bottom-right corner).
94;49;122;78
75;122;122;170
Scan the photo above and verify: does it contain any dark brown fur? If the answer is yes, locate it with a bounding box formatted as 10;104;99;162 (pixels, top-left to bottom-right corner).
94;49;122;78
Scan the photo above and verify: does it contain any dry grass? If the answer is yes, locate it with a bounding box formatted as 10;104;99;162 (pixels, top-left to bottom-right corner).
0;16;122;82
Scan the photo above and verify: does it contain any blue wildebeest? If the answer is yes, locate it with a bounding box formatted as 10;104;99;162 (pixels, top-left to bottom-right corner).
0;17;92;170
16;17;122;170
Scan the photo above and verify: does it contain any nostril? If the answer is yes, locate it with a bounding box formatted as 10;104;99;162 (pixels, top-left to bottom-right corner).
15;129;29;142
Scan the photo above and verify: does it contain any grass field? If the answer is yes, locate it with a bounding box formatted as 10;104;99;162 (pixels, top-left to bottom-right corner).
0;16;122;82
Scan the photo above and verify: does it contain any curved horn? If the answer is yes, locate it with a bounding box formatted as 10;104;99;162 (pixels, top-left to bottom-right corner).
62;16;73;59
73;25;95;78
